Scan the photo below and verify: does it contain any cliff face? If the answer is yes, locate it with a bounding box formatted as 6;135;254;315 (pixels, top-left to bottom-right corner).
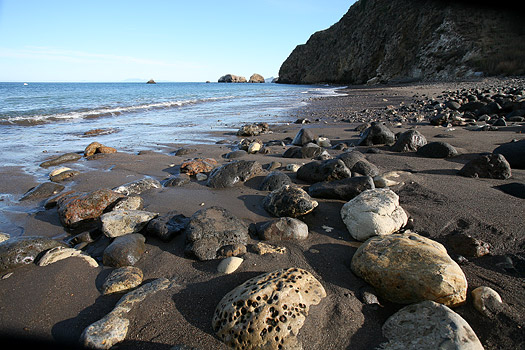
278;0;525;84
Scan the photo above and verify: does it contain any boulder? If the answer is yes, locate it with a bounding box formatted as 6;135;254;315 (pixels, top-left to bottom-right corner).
100;210;158;238
185;206;249;261
0;236;67;272
212;268;326;350
146;79;156;84
257;217;309;241
493;139;525;169
84;142;117;157
296;159;351;183
57;189;124;228
416;141;458;158
458;153;512;179
446;232;490;258
380;301;483;350
292;128;317;146
471;286;503;317
391;130;427;152
163;174;191;187
258;171;293;191
357;123;395;146
20;182;64;201
237;122;269;136
180;158;218;176
103;234;146;267
112;196;144;211
49;169;80;182
340;188;408;241
112;177;162;196
146;211;189;241
337;151;379;177
248;73;265;83
263;185;318;218
39;152;82;168
351;232;468;307
308;176;375;200
218;74;247;83
101;266;144;295
36;246;98;267
207;160;263;188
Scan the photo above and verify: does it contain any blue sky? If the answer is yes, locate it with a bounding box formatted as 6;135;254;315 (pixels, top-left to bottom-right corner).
0;0;356;82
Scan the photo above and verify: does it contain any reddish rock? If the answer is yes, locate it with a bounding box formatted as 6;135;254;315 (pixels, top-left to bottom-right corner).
180;158;218;176
57;189;124;228
84;142;117;157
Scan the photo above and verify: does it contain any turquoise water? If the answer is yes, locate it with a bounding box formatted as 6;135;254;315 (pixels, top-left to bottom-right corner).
0;82;340;168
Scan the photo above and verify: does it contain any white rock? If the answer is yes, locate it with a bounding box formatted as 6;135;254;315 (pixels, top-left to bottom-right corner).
217;256;243;274
247;141;262;154
341;188;408;241
49;167;71;177
0;232;10;243
101;210;158;238
472;286;503;317
317;137;331;148
286;163;301;172
37;246;98;267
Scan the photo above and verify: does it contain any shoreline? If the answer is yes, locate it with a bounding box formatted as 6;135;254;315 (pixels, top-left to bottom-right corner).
0;78;524;349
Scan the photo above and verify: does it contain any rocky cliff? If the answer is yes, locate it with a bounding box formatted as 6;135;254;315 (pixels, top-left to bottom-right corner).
278;0;524;84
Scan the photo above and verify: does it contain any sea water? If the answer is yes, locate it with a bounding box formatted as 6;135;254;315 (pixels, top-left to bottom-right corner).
0;82;340;171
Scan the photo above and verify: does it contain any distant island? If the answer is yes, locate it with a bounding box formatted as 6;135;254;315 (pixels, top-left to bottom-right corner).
146;79;156;84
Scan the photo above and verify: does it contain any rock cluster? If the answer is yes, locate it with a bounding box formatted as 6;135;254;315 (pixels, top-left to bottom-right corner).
218;74;247;83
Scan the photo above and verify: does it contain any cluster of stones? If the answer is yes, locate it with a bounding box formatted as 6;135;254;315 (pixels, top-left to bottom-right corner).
218;73;265;83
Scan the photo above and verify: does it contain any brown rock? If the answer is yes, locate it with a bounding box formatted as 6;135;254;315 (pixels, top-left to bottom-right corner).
180;158;218;176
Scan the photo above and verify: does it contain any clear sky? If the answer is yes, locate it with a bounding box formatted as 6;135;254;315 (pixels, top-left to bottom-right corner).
0;0;356;82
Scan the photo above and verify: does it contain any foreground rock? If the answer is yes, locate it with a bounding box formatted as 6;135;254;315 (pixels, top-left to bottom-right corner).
391;130;427;152
212;267;326;350
207;160;263;188
103;234;146;268
296;159;351;183
263;185;318;218
39;152;82;168
259;171;293;191
351;232;468;307
458;153;512;179
146;211;189;241
101;266;144;295
101;210;158;238
358;123;395;146
0;236;67;272
308;176;374;200
493;139;525;169
20;182;64;201
341;188;407;241
185;206;249;261
472;286;503;317
112;177;161;196
380;300;484;350
256;217;309;241
57;189;124;229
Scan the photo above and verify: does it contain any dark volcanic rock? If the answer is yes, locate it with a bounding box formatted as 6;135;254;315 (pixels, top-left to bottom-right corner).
458;153;512;179
391;130;427;152
259;171;293;191
308;176;375;200
493;139;525;169
337;151;379;177
0;236;67;272
39;152;82;168
292;128;317;146
263;185;318;218
358;123;395;146
207;160;263;188
417;141;458;158
494;182;525;199
296;159;351;183
103;234;146;267
146;211;189;241
446;232;490;258
20;182;65;201
185;206;249;261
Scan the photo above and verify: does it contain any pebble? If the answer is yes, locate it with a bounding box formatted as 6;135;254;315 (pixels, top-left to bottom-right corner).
471;286;503;317
102;266;144;295
217;256;243;274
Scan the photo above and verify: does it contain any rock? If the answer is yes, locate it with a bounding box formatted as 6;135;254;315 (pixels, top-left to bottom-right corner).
146;79;156;84
248;73;265;83
446;232;490;258
373;171;404;188
237;123;269;136
174;148;197;156
259;171;293;191
36;246;98;267
50;169;80;182
20;182;64;201
316;137;331;148
308;176;375;200
103;234;146;267
252;242;286;255
494;182;525;199
112;177;161;196
218;74;247;83
39;152;82;168
257;217;309;241
416;141;458;158
301;143;327;159
471;286;503;317
49;166;71;177
493;139;525;169
263;185;318;218
217;256;243;274
217;244;247;258
286;164;301;172
351;232;468;307
0;233;9;243
247;140;263;154
380;300;484;350
185;206;249;261
358;123;395;146
207;160;263;188
84;142;116;157
101;266;144;295
163;174;191;187
225;150;248;159
196;173;208;181
391;130;427;152
212;268;326;350
341;189;408;241
101;210;158;238
292;128;317;146
493;118;507;126
146;211;189;241
112;196;144;211
0;236;67;272
296;159;351;183
337;151;379;177
458;153;512;179
180;158;218;176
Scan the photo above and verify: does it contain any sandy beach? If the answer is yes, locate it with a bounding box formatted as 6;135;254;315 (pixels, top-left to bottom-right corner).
0;79;524;350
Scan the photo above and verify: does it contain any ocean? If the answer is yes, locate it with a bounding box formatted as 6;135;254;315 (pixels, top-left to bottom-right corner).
0;82;340;172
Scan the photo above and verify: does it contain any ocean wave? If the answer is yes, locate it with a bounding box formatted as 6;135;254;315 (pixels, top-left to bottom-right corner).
0;96;235;126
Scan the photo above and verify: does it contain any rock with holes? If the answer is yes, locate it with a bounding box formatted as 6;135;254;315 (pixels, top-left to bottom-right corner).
351;232;468;307
212;267;326;350
263;185;318;218
380;300;483;350
112;177;161;196
180;158;218;176
0;236;67;272
112;196;144;211
341;188;408;241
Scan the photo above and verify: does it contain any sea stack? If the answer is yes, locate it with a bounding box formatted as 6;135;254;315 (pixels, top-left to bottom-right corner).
146;79;156;84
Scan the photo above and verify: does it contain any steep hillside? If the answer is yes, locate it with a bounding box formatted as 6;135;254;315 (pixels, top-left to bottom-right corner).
278;0;525;84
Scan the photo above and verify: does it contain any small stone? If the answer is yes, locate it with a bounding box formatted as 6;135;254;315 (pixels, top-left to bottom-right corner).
471;286;503;317
113;196;144;211
36;246;98;267
263;185;318;218
286;163;301;172
163;174;191;187
0;233;10;243
252;242;286;255
317;137;331;148
180;158;218;176
217;244;247;258
103;234;146;268
102;266;144;295
50;169;80;182
101;210;158;238
217;257;243;274
49;167;72;178
112;177;161;196
196;173;208;181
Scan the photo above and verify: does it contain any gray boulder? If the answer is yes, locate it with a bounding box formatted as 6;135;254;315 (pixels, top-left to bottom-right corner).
39;152;82;168
337;151;379;177
263;185;318;218
257;217;309;241
292;128;317;146
259;171;293;191
308;176;375;200
101;210;158;238
20;182;64;201
296;159;351;183
207;160;263;188
146;211;189;241
391;130;427;152
0;236;67;272
416;141;458;158
358;123;395;146
458;153;512;179
103;234;146;267
185;206;249;261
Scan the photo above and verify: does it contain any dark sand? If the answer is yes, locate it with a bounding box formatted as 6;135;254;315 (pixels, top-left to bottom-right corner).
0;79;524;349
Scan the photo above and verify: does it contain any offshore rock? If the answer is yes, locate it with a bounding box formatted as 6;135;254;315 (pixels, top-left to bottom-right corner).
248;73;265;83
218;74;247;83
